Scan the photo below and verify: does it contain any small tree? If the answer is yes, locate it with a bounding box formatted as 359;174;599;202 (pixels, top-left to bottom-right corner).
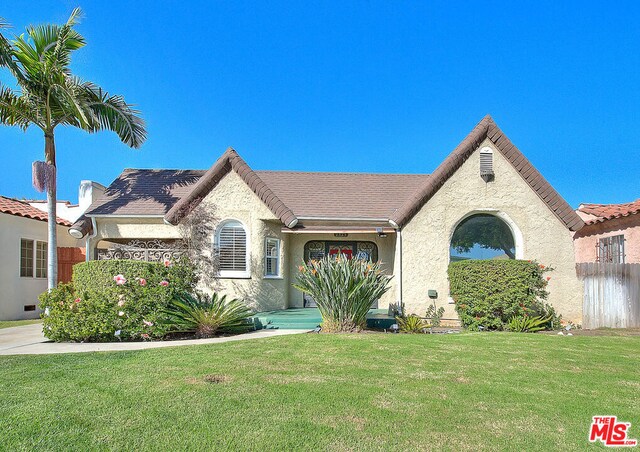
0;9;146;289
177;202;219;286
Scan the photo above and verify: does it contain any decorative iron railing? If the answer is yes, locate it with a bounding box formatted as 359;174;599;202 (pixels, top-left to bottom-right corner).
97;239;187;263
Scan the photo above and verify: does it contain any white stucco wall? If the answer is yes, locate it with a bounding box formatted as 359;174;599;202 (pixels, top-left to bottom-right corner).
401;139;583;323
0;213;80;320
197;171;289;311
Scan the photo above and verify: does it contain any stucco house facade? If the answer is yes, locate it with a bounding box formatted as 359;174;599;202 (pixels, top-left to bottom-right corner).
0;196;83;320
574;199;640;264
69;116;585;323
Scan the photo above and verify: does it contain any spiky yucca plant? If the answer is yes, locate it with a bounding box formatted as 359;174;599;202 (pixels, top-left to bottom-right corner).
506;315;550;333
293;255;392;332
163;292;254;338
396;314;429;333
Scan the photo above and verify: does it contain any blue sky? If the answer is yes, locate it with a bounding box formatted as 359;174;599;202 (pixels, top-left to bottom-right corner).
1;1;639;207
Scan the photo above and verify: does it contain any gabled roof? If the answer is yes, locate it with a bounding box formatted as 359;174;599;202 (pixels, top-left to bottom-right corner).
390;115;585;231
71;115;583;237
0;196;71;226
578;199;640;225
165;148;300;227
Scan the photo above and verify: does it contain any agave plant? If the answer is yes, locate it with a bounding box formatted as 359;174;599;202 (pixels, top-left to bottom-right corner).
396;315;429;333
163;292;254;338
506;315;550;333
293;255;392;332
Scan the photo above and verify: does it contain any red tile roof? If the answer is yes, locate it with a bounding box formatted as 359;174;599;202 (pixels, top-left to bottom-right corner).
578;199;640;225
0;196;71;226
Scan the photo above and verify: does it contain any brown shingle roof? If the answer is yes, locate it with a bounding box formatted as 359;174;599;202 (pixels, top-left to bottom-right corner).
255;170;430;219
390;115;585;231
578;199;640;225
165;148;299;227
73;115;583;235
0;196;71;226
85;169;205;216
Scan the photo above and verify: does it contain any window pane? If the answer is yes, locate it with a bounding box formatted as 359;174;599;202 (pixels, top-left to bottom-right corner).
217;222;247;272
450;214;515;261
36;241;48;278
20;239;34;277
265;238;279;276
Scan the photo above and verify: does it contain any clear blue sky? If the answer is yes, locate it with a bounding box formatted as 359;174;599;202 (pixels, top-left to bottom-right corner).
1;1;639;207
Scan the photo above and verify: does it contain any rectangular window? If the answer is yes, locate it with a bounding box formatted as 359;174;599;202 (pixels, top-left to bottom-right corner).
20;239;47;278
264;238;280;277
20;239;34;277
36;241;48;278
597;235;625;263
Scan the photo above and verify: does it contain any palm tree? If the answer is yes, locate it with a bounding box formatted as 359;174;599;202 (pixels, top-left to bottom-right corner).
0;8;146;290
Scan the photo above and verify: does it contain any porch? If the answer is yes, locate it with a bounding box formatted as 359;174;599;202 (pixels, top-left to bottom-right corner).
252;308;396;330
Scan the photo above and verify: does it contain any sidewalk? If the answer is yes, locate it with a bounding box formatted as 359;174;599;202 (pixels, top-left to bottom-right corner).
0;323;308;356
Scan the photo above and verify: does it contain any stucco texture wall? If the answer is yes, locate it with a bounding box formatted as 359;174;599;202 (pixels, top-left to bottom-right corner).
197;171;289;311
0;213;80;320
401;139;583;323
286;232;398;308
574;216;640;263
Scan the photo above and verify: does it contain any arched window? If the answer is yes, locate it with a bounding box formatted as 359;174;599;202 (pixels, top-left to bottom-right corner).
450;214;515;261
215;220;249;277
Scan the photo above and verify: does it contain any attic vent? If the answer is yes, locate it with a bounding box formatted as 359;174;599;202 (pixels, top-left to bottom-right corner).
479;147;494;182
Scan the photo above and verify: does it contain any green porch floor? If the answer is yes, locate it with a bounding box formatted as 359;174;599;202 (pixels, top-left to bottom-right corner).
252;308;396;330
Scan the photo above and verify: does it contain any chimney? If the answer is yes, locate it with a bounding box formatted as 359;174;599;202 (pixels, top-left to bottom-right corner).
78;180;106;213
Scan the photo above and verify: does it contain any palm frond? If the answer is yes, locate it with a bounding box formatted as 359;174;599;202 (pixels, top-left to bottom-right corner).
0;83;35;129
82;82;147;148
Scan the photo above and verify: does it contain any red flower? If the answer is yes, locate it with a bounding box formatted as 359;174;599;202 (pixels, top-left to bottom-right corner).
546;276;551;281
74;298;81;304
159;280;169;287
539;264;545;269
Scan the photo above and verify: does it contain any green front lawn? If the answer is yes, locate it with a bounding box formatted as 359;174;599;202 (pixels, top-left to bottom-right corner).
1;333;639;450
0;319;41;329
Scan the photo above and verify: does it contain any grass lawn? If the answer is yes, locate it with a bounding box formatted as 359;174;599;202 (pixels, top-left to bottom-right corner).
1;333;639;450
0;319;41;329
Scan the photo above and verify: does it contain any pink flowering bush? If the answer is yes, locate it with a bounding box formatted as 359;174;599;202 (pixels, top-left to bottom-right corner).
40;259;197;342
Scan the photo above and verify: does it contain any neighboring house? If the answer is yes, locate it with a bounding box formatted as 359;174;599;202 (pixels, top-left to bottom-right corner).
28;180;106;223
0;197;83;320
574;199;640;263
69;115;585;323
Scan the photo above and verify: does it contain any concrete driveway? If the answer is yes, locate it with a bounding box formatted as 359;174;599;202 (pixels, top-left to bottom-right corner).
0;323;307;356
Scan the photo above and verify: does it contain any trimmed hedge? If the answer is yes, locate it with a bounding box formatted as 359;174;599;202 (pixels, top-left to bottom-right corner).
448;259;558;330
40;260;197;342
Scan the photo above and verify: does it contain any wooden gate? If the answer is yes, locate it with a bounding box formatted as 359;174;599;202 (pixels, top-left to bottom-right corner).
577;263;640;329
57;247;86;284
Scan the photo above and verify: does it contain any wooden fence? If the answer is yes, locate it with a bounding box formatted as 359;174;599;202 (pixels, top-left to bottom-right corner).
577;263;640;329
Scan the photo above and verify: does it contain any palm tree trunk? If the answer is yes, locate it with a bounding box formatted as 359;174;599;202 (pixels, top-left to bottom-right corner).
45;132;57;290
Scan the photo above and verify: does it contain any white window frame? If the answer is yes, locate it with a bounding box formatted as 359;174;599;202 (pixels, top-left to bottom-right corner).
264;237;281;278
20;238;47;279
214;219;250;279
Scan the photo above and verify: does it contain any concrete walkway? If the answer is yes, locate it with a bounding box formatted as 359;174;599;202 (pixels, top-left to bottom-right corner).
0;323;308;356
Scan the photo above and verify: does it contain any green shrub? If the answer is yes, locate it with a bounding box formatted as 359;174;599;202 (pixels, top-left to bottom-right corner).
448;259;558;331
293;256;392;332
162;292;255;338
40;259;197;342
506;315;550;333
